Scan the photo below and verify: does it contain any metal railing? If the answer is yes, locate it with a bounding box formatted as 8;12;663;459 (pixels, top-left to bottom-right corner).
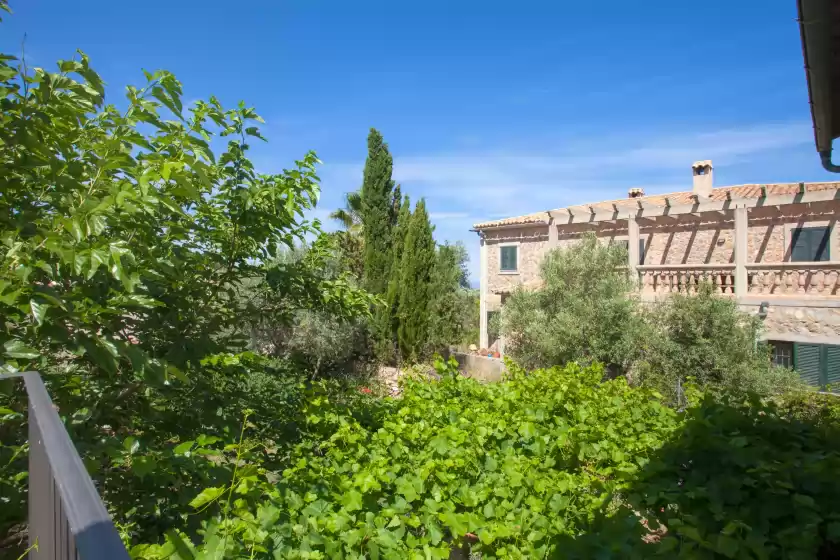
2;371;129;559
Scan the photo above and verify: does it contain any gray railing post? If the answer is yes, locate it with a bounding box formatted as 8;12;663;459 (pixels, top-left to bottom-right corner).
9;371;130;560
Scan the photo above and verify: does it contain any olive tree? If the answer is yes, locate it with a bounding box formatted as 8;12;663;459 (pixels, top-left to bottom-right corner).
500;233;646;372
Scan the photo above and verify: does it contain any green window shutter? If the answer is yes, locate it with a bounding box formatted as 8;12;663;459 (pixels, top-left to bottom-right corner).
500;246;517;271
826;345;840;391
795;343;822;387
791;227;830;262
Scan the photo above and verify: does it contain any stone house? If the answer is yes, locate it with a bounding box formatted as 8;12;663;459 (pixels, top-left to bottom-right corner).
473;161;840;387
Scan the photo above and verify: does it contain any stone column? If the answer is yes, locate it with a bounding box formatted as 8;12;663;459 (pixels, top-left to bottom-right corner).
479;234;489;349
627;215;640;283
734;205;748;298
548;216;558;248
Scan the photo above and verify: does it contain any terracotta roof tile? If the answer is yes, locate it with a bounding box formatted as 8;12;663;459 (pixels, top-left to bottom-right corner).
472;182;840;230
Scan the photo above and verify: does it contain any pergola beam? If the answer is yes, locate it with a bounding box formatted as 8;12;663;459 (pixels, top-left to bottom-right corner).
536;189;840;229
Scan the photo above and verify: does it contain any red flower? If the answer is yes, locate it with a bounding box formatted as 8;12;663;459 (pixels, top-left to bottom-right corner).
359;387;372;394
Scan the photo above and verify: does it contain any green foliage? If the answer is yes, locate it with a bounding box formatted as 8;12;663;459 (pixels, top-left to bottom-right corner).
428;242;475;351
0;31;377;556
329;191;363;234
377;195;412;359
267;308;374;379
0;45;363;380
499;236;801;399
245;237;378;377
397;200;436;362
636;282;806;402
361;129;397;295
129;359;840;559
328;191;366;279
501;233;644;371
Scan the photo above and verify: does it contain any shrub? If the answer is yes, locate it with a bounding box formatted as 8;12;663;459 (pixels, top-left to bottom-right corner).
500;233;646;371
635;282;806;402
246;239;377;379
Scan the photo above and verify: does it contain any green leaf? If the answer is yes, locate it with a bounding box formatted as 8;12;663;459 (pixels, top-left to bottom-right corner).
188;486;225;509
30;300;49;326
439;511;468;537
164;529;196;560
173;441;195;456
0;288;22;306
4;340;39;359
132;456;157;479
340;489;363;512
425;521;443;545
679;525;705;544
428;436;450;455
302;499;331;517
518;422;537;439
123;436;140;454
88;248;109;278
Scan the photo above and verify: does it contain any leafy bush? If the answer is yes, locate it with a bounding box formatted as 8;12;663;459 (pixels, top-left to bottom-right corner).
246;239;377;379
636;282;806;403
500;234;645;371
129;359;840;559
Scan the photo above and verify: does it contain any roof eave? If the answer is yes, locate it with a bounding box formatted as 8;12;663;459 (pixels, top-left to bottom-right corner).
798;0;840;171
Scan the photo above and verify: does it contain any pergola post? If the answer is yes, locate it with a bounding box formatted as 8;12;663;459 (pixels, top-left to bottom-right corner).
734;205;748;297
479;234;489;349
548;216;558;247
627;215;640;283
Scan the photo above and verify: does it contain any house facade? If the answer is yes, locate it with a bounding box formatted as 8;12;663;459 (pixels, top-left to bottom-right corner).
474;161;840;387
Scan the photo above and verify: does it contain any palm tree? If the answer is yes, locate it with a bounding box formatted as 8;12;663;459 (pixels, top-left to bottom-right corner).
329;191;363;234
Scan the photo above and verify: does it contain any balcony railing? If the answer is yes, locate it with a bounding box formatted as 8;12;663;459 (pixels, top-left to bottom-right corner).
637;262;840;297
637;264;737;295
2;371;129;560
746;262;840;296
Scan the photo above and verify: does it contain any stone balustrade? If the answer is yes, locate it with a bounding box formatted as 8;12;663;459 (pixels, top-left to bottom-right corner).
637;262;840;297
637;264;737;295
745;262;840;296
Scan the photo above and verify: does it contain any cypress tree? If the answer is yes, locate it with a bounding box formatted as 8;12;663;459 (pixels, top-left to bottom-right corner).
397;199;436;361
360;129;396;294
390;183;402;227
381;195;411;356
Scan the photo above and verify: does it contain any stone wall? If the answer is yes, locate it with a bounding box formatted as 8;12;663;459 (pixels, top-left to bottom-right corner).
638;203;840;265
748;304;840;339
448;352;506;382
485;226;551;295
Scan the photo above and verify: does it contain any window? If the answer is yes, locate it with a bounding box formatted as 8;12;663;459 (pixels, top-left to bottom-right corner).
791;343;840;390
500;245;518;272
770;341;793;368
790;226;830;262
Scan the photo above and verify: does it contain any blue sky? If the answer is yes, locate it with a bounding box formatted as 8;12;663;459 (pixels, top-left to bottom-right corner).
1;0;834;284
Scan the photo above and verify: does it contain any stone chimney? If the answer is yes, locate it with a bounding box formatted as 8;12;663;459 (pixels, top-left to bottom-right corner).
628;187;645;198
692;160;713;197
